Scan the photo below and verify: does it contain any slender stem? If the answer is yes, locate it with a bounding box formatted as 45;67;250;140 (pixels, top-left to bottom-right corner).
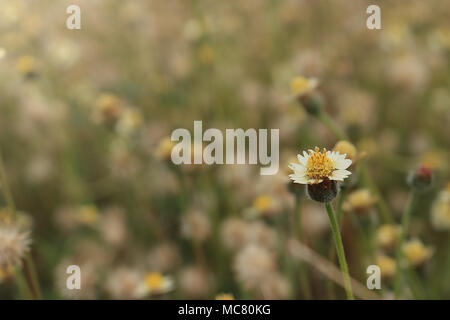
317;112;348;141
0;152;16;215
294;195;312;299
14;267;32;299
325;202;354;300
394;192;415;299
336;187;347;226
0;148;42;300
359;162;394;223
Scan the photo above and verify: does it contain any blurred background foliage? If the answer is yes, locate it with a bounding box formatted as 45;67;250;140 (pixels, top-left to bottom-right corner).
0;0;449;299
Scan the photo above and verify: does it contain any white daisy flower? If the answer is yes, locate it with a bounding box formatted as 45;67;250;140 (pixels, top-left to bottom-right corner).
135;272;174;297
290;76;319;98
288;147;352;185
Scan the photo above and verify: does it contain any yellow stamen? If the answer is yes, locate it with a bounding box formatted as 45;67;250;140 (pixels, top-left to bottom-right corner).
306;147;334;181
145;272;164;290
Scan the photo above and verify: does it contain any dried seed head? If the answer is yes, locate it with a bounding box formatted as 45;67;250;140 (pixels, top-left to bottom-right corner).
0;224;31;269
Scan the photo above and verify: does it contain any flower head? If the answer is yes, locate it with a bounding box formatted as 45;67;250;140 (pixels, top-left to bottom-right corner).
215;293;235;300
343;189;377;214
431;186;450;230
376;255;396;279
289;147;352;185
290;76;318;98
16;55;36;77
136;272;174;297
0;224;31;269
376;224;401;249
402;239;434;267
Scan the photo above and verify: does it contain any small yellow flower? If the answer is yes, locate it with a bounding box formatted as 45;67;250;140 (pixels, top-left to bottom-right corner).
0;48;6;60
376;224;401;249
77;205;99;225
253;195;273;212
116;107;143;136
290;76;318;98
431;187;450;230
155;137;176;161
403;239;433;267
93;93;123;124
343;189;376;214
289;147;352;185
16;55;36;76
136;272;174;297
333;141;357;162
215;293;235;300
198;44;215;64
376;255;396;279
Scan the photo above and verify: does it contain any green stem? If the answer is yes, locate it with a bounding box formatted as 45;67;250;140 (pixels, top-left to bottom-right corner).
325;202;354;300
394;192;415;299
359;163;394;224
0;152;16;215
317;112;348;141
0;148;42;300
14;267;32;299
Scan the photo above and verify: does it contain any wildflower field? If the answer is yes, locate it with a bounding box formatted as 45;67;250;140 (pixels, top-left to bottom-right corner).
0;0;450;300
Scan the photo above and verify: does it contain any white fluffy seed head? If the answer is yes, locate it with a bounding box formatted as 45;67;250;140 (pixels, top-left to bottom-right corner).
0;225;31;269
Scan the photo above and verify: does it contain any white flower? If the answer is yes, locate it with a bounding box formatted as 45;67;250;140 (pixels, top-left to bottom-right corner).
135;272;174;297
290;76;319;98
288;147;352;185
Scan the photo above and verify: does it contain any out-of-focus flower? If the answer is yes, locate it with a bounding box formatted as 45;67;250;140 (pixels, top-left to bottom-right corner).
155;137;175;162
0;48;6;60
136;272;174;297
178;266;213;298
221;218;248;251
0;224;31;269
387;54;428;91
431;185;450;231
93;93;123;125
333;141;357;162
106;267;140;299
183;19;205;41
16;55;36;77
116;107;143;136
376;224;401;249
198;44;215;64
376;255;396;279
247;194;281;217
99;207;127;247
290;76;318;98
233;244;276;290
181;211;211;243
407;164;433;193
148;243;180;273
258;272;290;300
343;189;377;214
402;239;434;267
215;293;235;300
76;205;99;226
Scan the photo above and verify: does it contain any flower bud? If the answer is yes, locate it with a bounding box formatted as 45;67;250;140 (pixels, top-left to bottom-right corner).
299;91;324;116
333;141;357;161
306;178;338;203
407;164;433;192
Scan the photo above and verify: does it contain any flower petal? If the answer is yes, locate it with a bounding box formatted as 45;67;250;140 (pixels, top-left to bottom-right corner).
334;158;352;170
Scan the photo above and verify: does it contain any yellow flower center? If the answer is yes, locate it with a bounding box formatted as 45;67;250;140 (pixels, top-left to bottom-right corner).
290;76;309;95
306;147;334;180
145;273;163;290
253;195;273;212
